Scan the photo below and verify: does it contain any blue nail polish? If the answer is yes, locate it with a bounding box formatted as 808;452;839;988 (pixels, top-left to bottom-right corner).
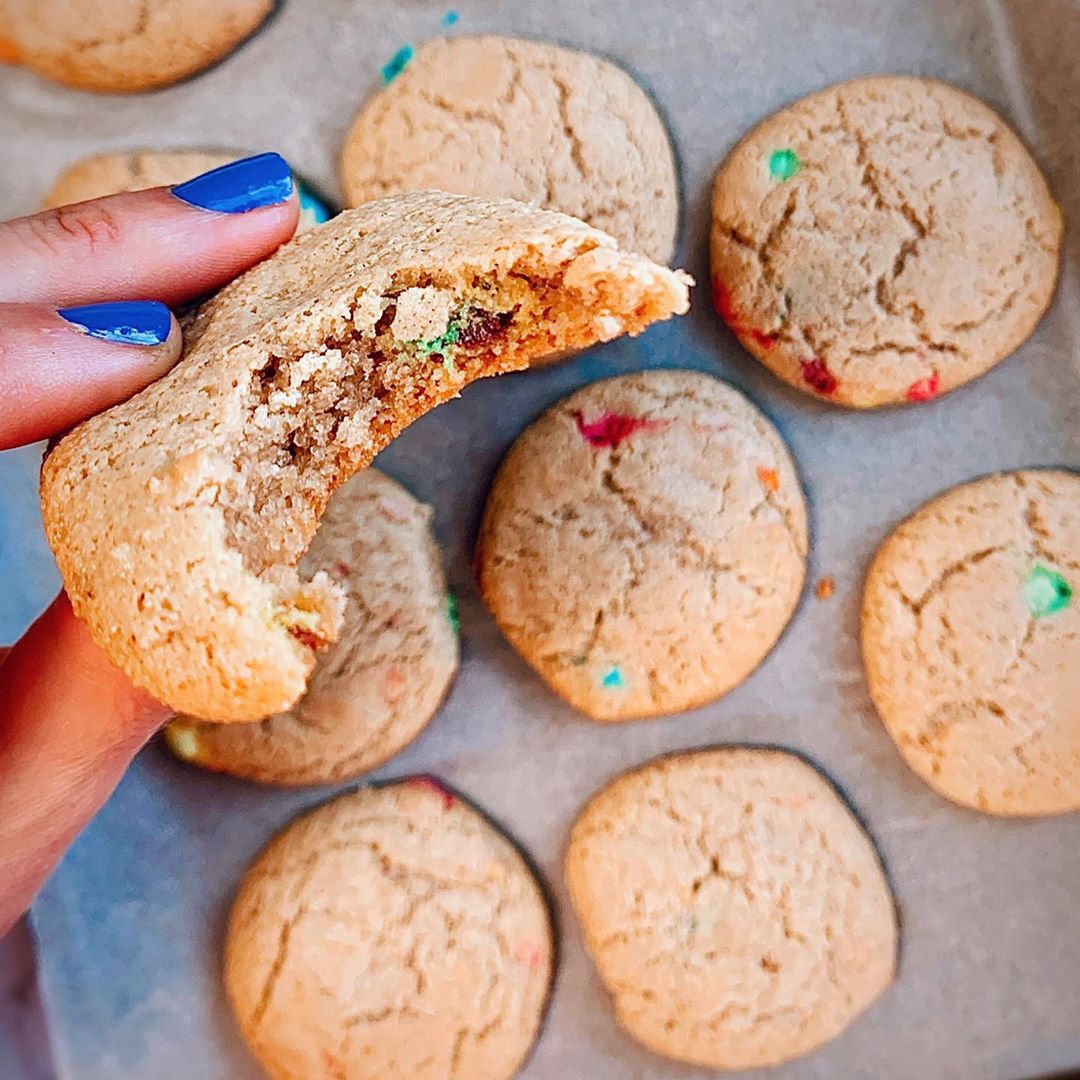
171;152;293;214
57;301;172;346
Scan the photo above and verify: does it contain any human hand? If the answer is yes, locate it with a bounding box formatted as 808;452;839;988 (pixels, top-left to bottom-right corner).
0;153;300;934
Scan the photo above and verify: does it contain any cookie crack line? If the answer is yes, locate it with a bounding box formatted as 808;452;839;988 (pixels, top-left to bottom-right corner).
893;544;1007;615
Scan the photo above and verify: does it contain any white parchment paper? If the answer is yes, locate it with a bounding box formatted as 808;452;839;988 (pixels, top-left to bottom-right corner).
2;0;1079;1076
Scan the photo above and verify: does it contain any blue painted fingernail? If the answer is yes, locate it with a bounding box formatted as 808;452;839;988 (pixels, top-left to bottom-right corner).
171;152;293;214
57;300;172;346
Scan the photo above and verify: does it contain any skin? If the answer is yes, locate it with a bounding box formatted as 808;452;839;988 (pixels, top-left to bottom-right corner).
0;181;299;934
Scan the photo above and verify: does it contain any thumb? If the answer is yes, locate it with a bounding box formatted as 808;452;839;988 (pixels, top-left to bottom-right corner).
0;593;169;933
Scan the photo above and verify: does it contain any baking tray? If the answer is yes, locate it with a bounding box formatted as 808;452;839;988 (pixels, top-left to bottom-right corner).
2;0;1079;1077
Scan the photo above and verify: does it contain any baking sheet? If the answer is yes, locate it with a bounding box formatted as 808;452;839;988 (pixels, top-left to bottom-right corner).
2;0;1080;1076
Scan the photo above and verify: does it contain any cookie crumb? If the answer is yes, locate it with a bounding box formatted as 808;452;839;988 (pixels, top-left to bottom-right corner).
768;148;801;181
381;44;414;84
757;464;780;492
816;575;835;600
1024;565;1072;617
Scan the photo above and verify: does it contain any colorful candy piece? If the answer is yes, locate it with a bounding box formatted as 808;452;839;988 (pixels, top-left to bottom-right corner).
442;9;460;25
600;665;626;689
906;373;940;402
1023;566;1072;617
711;278;777;350
800;357;838;395
574;411;665;449
408;774;456;809
446;591;460;634
757;464;780;493
381;44;414;84
514;941;544;969
816;576;835;600
768;148;801;182
296;182;333;230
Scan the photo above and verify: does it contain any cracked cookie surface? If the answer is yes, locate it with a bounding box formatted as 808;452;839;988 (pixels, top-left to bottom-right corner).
165;469;458;785
476;370;807;722
225;780;553;1080
565;748;898;1068
710;76;1061;408
3;0;273;93
862;469;1080;815
341;35;678;263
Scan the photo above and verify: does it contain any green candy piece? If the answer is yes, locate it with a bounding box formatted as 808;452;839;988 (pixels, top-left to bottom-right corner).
445;591;460;634
768;148;801;181
1023;565;1072;617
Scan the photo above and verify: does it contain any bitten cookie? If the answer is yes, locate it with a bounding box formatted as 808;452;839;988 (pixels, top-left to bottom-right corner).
225;779;553;1080
565;748;898;1069
40;150;333;231
341;35;679;263
477;370;807;722
1;0;273;93
165;470;457;784
40;191;690;722
711;76;1061;407
862;469;1080;816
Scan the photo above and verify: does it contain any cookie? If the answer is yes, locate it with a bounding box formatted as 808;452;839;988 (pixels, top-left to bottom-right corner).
165;469;457;784
565;748;898;1069
1;0;273;93
711;76;1061;407
862;469;1080;816
40;150;333;231
225;779;553;1080
40;190;691;722
476;370;807;722
341;36;679;263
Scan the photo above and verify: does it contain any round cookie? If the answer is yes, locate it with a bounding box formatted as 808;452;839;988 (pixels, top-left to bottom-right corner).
1;0;273;94
225;779;553;1080
710;76;1061;408
341;35;678;263
862;469;1080;816
565;748;898;1069
476;370;808;722
165;469;458;785
40;150;334;231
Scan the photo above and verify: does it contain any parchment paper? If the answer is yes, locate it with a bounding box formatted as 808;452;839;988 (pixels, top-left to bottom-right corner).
2;0;1079;1076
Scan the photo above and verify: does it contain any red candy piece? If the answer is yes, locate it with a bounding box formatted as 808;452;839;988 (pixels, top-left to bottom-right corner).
712;277;777;350
574;411;665;449
800;357;838;395
408;774;455;810
906;373;940;402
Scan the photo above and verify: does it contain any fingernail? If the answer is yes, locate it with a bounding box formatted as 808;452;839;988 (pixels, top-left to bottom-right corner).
171;152;294;214
57;300;172;346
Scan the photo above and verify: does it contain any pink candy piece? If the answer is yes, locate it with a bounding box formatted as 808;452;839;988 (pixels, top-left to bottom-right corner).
906;373;940;402
408;774;455;809
800;357;838;395
574;410;666;449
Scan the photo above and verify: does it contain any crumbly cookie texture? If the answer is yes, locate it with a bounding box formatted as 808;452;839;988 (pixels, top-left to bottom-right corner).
39;150;237;209
862;469;1080;815
342;35;679;263
477;370;807;722
711;76;1061;408
225;780;553;1080
565;748;898;1069
40;191;690;722
1;0;272;93
165;469;458;784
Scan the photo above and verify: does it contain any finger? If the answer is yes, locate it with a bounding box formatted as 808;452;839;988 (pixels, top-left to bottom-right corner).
0;152;298;308
0;301;181;450
0;594;170;934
